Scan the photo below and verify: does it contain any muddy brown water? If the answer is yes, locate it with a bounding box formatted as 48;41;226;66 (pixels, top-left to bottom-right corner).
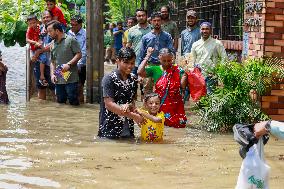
0;44;283;189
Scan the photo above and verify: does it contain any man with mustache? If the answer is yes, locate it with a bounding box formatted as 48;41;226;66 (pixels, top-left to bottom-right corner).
138;12;174;95
180;10;201;56
127;9;151;75
191;22;227;94
160;5;179;52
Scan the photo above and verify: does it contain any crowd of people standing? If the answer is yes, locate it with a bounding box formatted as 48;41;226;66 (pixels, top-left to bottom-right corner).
100;7;228;140
26;0;86;105
0;3;229;141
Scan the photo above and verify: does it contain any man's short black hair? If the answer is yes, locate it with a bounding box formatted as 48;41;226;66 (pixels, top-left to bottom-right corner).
127;17;137;23
117;21;123;25
27;14;38;22
71;15;83;24
150;12;162;20
136;8;147;16
117;47;136;61
46;20;63;32
161;5;170;13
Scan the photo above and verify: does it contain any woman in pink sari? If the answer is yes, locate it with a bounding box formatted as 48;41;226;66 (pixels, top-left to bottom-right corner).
155;48;187;128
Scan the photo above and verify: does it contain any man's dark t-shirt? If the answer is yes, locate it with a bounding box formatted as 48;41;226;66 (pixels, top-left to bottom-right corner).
98;69;138;139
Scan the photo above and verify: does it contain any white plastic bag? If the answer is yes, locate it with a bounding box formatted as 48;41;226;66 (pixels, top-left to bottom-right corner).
235;139;270;189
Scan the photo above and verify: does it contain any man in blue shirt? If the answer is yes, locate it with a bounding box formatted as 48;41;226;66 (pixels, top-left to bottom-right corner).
68;15;86;103
113;21;124;55
180;10;201;56
138;12;174;65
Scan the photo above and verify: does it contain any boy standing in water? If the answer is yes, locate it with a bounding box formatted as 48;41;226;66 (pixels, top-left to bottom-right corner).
45;0;67;29
98;47;144;139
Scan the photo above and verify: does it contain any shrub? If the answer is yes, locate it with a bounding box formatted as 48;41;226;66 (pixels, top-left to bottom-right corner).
193;58;284;132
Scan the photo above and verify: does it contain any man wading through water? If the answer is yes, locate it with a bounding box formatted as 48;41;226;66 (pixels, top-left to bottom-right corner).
47;21;82;106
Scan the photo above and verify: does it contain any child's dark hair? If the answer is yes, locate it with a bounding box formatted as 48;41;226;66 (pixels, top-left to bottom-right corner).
117;47;136;61
144;93;160;103
150;12;162;20
27;14;38;22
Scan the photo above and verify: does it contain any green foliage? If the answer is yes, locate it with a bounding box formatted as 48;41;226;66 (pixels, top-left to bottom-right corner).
194;58;283;132
0;0;76;47
106;0;141;23
148;0;179;12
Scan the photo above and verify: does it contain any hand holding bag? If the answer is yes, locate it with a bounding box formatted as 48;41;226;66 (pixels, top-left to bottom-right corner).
235;138;270;189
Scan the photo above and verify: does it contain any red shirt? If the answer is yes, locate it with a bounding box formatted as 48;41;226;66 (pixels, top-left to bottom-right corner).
26;26;40;51
51;6;67;26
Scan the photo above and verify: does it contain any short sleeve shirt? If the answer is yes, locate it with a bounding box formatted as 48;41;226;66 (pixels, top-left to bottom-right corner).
50;34;81;84
139;31;174;65
123;29;129;44
26;26;40;51
128;24;152;66
145;65;163;84
180;26;201;56
161;20;179;40
51;6;67;26
98;70;138;139
113;28;124;49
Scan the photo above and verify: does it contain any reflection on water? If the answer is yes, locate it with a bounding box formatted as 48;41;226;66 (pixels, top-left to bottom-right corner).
0;172;61;188
0;43;284;188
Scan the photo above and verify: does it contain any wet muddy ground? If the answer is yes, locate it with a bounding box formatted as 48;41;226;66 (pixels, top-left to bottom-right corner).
0;44;283;188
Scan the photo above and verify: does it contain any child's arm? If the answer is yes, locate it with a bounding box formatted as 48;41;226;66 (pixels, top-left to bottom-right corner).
136;109;162;123
137;47;154;78
26;36;41;47
104;97;144;125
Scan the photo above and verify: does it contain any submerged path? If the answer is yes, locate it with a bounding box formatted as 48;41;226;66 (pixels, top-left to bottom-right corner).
0;44;283;188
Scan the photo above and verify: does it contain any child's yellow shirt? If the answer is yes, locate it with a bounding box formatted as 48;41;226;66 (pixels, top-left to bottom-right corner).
141;111;165;142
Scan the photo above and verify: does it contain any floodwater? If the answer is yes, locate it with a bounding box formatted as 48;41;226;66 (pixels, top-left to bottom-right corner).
0;44;283;189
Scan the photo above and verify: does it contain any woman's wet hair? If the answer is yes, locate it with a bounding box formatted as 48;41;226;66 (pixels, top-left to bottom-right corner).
144;93;160;103
117;47;136;61
159;48;174;56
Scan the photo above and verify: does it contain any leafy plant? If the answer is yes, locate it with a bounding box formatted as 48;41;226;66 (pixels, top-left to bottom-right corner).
105;0;141;23
0;0;76;47
193;58;283;132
